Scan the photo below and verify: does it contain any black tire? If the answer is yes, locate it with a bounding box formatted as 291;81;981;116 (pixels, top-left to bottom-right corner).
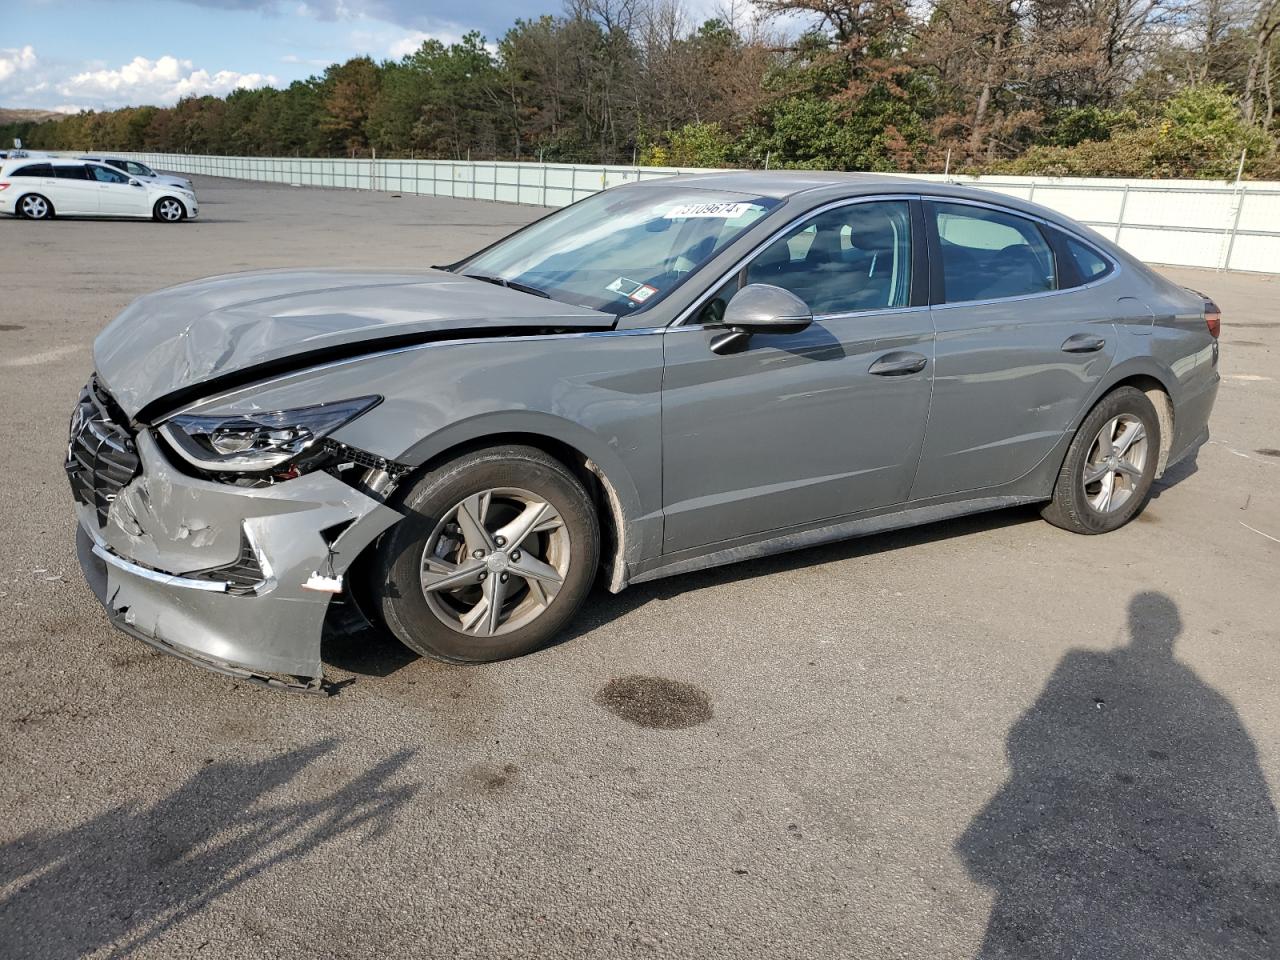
373;445;600;663
152;197;186;222
1042;386;1161;534
18;193;53;220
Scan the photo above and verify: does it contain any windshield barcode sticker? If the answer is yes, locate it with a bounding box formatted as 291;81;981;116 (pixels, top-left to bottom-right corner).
663;201;755;220
607;277;659;302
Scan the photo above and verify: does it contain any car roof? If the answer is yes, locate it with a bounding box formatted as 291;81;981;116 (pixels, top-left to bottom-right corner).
637;170;898;200
632;170;1086;233
1;157;128;176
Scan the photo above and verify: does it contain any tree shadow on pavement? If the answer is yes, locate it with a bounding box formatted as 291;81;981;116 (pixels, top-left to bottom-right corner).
0;738;418;960
956;591;1280;958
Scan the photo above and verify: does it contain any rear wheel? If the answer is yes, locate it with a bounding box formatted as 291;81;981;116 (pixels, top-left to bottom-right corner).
18;194;53;220
373;445;600;663
153;197;185;222
1042;386;1160;534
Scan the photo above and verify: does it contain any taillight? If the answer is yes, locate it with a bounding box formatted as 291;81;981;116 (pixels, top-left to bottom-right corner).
0;182;9;191
1185;288;1221;339
1204;300;1221;339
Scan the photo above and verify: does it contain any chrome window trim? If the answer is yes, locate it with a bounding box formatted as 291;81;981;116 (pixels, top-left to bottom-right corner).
671;194;922;328
923;195;1123;309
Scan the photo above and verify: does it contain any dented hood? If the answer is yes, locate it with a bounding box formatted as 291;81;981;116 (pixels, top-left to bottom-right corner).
93;267;615;418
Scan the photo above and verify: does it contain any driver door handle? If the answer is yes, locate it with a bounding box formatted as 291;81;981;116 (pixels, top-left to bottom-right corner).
1061;333;1106;353
868;351;928;377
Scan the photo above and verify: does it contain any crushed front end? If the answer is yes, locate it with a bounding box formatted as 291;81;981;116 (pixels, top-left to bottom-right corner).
66;377;403;692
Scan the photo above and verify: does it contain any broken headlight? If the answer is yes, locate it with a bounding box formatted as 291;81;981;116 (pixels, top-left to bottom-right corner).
159;396;381;473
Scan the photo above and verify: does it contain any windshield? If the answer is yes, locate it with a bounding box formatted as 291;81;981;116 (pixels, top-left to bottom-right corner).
459;185;781;315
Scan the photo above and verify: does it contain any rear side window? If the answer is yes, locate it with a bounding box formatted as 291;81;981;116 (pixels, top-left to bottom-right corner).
1064;235;1112;283
931;202;1057;303
54;165;89;180
12;163;53;178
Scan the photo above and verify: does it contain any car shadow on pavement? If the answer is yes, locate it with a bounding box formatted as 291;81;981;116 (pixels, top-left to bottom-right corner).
0;738;418;959
955;591;1280;958
323;507;1048;679
1148;448;1200;501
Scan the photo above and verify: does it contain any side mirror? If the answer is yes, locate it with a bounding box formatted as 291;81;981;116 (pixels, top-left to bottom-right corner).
129;178;142;187
711;284;812;355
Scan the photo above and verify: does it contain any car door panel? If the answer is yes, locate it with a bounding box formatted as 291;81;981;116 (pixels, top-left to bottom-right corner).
98;181;149;216
911;200;1120;500
661;312;934;553
51;166;99;215
660;197;934;554
913;301;1117;499
89;166;149;216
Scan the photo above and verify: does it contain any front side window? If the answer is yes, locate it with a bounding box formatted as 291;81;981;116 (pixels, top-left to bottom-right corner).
932;202;1057;303
743;200;913;315
126;161;153;177
460;187;780;316
90;165;128;184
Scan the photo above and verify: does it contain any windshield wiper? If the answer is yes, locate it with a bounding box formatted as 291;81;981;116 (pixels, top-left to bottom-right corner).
463;272;550;299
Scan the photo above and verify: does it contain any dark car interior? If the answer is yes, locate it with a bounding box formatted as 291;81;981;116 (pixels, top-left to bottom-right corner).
746;204;911;314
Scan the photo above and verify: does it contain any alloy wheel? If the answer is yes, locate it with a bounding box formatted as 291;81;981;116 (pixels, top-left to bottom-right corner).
1082;413;1148;513
157;199;184;221
419;487;569;637
20;195;48;219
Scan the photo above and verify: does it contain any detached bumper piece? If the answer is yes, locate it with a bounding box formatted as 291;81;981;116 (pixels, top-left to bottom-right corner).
66;378;140;528
79;526;325;694
67;376;403;692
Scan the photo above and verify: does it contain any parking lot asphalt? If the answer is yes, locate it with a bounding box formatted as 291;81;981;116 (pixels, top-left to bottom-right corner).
1;176;1277;960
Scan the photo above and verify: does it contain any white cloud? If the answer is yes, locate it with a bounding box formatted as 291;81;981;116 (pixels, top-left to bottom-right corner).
57;55;279;108
389;30;472;58
0;45;38;85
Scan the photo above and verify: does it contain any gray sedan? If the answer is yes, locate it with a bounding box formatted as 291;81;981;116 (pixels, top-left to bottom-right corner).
67;173;1220;691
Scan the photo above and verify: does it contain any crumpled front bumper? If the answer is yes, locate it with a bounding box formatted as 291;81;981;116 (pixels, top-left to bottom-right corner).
73;430;402;691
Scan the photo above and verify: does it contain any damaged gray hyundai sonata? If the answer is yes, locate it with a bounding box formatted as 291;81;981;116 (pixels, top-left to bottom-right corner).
68;172;1220;692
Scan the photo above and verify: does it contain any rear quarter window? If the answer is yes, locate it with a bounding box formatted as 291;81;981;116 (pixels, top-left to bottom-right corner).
1064;235;1113;284
12;163;53;178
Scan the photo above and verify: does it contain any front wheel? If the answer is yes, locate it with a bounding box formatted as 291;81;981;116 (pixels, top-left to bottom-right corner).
373;445;600;663
1042;386;1161;534
153;197;185;222
18;194;53;220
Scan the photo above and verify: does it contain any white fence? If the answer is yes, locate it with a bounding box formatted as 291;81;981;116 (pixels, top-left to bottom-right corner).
108;152;1280;274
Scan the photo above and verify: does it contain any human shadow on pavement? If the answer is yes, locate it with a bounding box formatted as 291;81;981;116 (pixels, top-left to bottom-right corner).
956;591;1280;959
0;738;418;960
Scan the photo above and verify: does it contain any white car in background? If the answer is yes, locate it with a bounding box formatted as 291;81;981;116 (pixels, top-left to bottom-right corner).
80;156;194;192
0;158;198;222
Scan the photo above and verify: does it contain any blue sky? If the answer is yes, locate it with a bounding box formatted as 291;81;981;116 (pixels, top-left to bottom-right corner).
5;0;690;111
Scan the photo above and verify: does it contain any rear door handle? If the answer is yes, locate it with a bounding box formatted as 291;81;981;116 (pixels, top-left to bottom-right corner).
868;351;928;377
1061;333;1106;353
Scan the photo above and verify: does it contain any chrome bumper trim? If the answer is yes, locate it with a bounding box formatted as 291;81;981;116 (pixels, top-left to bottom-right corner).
89;535;229;593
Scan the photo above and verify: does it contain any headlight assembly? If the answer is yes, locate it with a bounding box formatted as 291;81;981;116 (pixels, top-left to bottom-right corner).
159;396;381;473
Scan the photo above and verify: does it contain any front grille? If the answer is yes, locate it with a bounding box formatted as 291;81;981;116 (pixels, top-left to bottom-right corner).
66;377;140;527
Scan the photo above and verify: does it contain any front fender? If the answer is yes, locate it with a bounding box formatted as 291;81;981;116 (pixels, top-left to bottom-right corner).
393;408;660;578
176;331;667;579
